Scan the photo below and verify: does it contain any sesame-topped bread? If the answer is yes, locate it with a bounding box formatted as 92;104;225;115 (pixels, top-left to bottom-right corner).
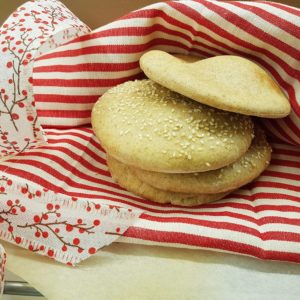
140;51;291;118
92;79;254;173
129;125;271;194
106;155;231;207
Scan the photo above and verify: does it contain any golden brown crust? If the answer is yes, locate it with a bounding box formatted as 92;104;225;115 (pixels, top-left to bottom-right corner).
130;125;272;194
140;51;291;118
107;155;230;207
92;79;254;173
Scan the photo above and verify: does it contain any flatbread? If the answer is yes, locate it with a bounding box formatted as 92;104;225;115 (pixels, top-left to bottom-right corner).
92;79;254;173
140;50;291;118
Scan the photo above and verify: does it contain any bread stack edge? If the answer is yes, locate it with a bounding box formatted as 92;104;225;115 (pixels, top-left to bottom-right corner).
91;50;290;207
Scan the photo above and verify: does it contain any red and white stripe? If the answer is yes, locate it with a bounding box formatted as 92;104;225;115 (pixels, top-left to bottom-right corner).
1;127;300;263
22;0;300;262
33;0;300;145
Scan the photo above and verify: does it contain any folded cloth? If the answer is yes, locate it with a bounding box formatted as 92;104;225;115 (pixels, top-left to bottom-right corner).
1;0;300;265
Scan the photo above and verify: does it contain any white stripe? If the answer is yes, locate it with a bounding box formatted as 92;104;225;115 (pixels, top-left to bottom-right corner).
34;53;141;67
226;193;300;207
267;164;300;175
34;85;108;96
272;142;300;151
233;186;300;200
35;69;141;80
259;176;300;187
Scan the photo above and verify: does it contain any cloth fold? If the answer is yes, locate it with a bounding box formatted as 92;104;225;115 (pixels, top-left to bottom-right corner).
1;0;300;265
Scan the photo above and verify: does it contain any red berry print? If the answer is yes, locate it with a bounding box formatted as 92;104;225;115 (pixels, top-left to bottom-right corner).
11;113;19;120
46;203;53;210
93;219;100;226
33;215;40;223
66;224;73;232
73;238;80;245
15;237;21;244
48;249;54;257
88;247;96;255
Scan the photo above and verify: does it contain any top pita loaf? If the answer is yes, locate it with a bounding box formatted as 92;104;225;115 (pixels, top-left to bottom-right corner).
140;50;291;118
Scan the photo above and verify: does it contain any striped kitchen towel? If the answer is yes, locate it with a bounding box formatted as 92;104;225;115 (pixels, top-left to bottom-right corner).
1;0;300;264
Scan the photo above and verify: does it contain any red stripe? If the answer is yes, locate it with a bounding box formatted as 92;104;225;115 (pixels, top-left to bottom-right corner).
273;148;300;157
249;181;300;192
142;211;300;226
33;61;140;73
271;159;300;169
211;1;300;59
141;215;300;242
124;227;300;263
269;2;300;17
34;94;99;104
263;170;300;181
228;2;300;39
33;72;143;87
271;159;300;168
37;109;91;119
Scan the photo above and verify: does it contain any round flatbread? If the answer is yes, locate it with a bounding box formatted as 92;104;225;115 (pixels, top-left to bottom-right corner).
107;155;230;207
92;79;254;173
130;125;271;194
140;50;291;118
